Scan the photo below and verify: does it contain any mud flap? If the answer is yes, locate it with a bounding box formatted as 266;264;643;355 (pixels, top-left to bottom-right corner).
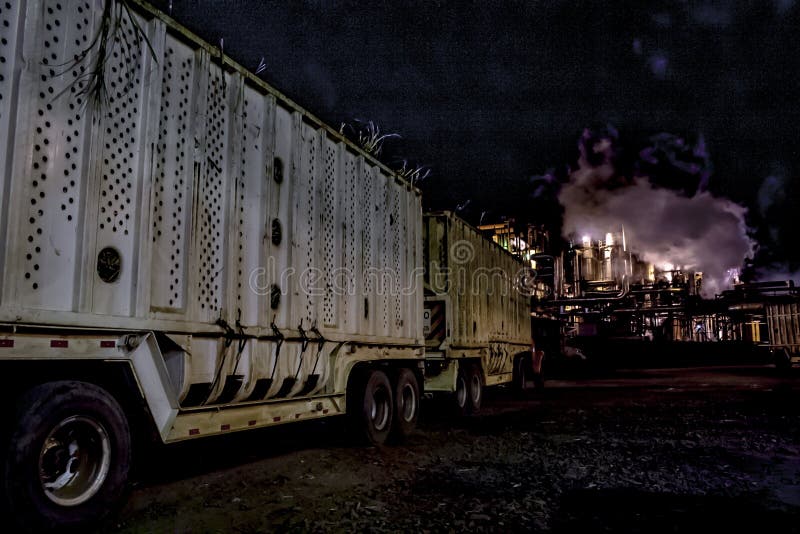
245;378;273;401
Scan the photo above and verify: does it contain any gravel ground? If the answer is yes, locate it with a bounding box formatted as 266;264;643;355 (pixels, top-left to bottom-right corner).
111;366;800;533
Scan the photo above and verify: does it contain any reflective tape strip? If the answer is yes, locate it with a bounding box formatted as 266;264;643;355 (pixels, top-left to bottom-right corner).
425;301;446;341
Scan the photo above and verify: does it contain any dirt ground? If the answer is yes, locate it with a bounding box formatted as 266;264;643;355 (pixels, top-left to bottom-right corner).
110;365;800;533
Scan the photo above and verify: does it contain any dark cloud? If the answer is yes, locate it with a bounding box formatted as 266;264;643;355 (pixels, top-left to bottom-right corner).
155;0;800;269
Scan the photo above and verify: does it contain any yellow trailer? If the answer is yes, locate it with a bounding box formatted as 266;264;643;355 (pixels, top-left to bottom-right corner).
421;212;542;413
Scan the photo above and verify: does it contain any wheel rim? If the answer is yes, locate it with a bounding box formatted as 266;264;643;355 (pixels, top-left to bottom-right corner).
39;415;111;507
470;373;482;404
369;385;391;432
400;383;417;422
456;375;467;407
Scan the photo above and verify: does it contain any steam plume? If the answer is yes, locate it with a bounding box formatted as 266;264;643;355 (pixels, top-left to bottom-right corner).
559;128;755;297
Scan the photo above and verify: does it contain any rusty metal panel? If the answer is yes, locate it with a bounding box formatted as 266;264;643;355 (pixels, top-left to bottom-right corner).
424;212;530;350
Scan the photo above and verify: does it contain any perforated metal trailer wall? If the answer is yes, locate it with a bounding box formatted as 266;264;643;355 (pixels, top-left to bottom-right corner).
766;301;800;355
0;0;423;348
423;212;531;349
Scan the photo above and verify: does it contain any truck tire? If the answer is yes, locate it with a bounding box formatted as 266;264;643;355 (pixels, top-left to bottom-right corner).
350;369;393;445
774;348;792;373
533;349;546;389
466;363;483;414
533;371;545;389
514;355;544;396
453;365;469;416
3;381;131;532
513;355;531;396
390;368;420;442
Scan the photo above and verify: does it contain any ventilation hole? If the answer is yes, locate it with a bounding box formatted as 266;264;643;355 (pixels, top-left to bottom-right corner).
97;247;122;283
273;157;283;183
271;218;282;246
270;284;281;310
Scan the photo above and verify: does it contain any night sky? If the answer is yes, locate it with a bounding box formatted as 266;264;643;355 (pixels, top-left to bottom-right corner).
154;0;800;274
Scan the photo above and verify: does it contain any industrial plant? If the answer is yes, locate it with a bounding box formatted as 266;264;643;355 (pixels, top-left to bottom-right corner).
479;220;799;369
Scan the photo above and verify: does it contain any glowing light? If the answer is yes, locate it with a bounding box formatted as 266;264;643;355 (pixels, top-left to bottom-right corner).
581;235;591;246
726;268;740;285
661;263;674;283
605;232;613;246
622;225;627;251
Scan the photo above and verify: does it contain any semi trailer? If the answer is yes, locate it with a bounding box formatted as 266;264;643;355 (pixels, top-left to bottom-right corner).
422;212;543;413
0;0;540;529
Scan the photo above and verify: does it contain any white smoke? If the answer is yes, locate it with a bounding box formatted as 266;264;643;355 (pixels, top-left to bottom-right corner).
559;142;755;297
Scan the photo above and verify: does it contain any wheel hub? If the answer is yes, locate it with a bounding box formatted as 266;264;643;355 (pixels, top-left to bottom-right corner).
470;374;481;403
456;375;467;407
39;415;111;507
370;387;390;431
400;383;417;422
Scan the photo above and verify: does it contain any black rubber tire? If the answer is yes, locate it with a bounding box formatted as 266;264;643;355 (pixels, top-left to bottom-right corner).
350;370;393;445
3;381;131;532
390;368;420;442
513;355;531;396
466;363;484;414
774;348;792;373
453;364;470;416
533;371;545;389
533;350;546;389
